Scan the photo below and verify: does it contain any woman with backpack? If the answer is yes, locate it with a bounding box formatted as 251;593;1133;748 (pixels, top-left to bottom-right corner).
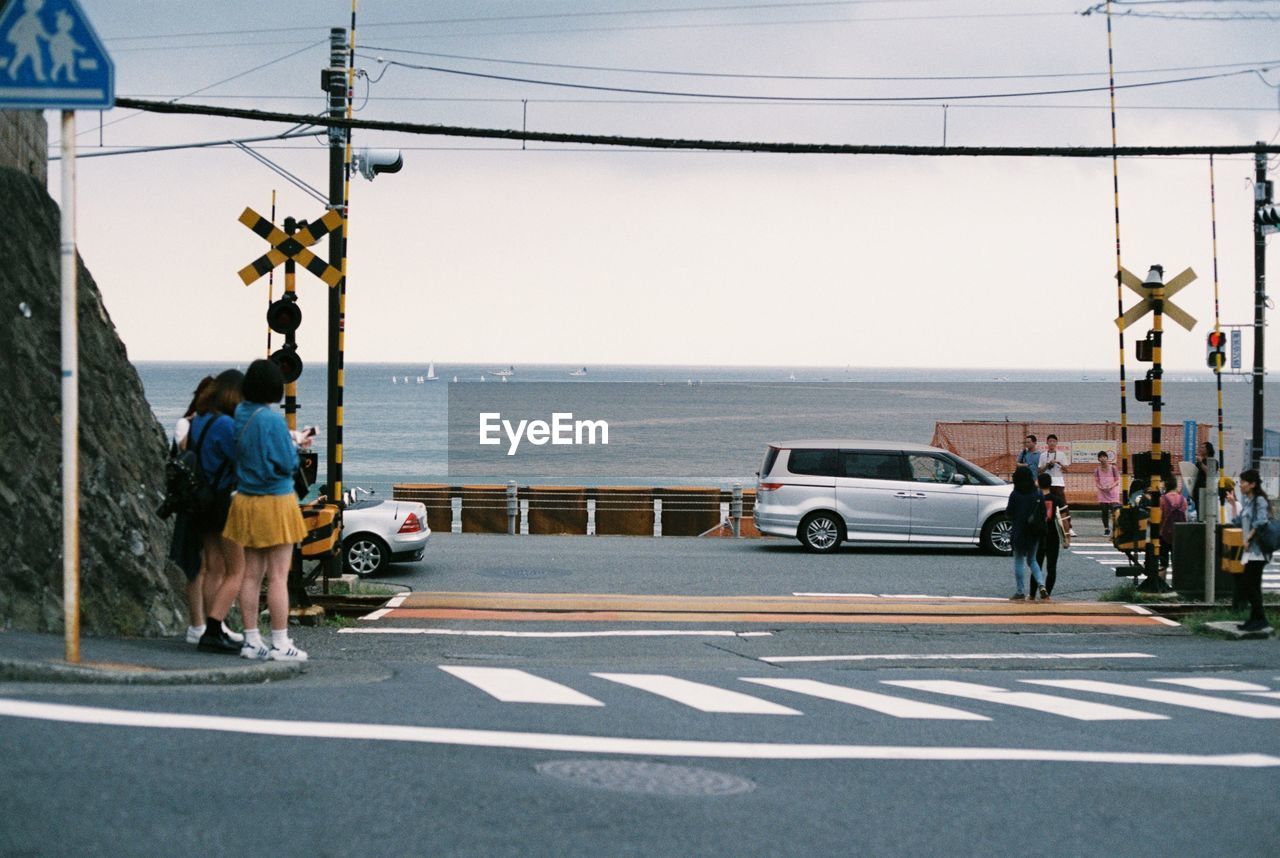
224;359;309;662
190;369;247;654
1233;469;1274;633
1005;465;1047;601
1158;477;1189;574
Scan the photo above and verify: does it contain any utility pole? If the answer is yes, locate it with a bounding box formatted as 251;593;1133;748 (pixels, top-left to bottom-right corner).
1252;144;1268;469
325;27;346;502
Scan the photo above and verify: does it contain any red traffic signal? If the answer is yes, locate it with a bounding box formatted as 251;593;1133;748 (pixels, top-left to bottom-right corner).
1206;331;1227;370
266;296;301;334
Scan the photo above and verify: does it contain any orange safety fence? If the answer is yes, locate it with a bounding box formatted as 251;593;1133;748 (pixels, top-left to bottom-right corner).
931;421;1210;509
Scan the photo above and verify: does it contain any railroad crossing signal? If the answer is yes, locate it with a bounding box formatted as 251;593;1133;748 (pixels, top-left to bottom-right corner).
1114;265;1197;331
237;207;344;288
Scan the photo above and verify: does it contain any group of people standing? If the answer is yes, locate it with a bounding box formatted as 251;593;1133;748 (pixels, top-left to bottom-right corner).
1006;434;1075;601
170;359;310;661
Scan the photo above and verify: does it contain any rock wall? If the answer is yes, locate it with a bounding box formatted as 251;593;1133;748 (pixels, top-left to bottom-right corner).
0;166;185;636
0;110;47;185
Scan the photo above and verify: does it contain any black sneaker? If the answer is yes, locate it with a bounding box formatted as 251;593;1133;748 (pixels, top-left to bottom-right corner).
197;628;241;654
1239;619;1272;633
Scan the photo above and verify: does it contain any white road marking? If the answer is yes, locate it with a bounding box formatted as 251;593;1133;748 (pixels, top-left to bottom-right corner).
360;594;407;621
1;698;1274;767
740;678;989;720
884;680;1167;721
340;628;772;638
1247;692;1280;699
439;667;603;706
591;673;801;715
759;652;1156;664
1024;680;1280;719
1153;678;1271;692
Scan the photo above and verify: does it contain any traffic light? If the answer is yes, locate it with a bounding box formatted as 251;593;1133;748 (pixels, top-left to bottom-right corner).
1135;331;1155;362
267;293;303;382
1257;204;1280;233
1206;330;1227;371
353;148;403;181
266;294;301;334
1134;370;1155;403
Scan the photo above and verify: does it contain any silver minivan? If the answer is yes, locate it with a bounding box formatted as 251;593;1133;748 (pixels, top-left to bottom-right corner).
754;440;1014;554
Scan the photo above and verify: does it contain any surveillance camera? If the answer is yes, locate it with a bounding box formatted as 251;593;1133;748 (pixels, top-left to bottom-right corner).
354;148;403;181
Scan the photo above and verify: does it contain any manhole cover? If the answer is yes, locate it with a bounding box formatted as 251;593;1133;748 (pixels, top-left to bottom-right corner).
534;760;756;797
477;567;569;580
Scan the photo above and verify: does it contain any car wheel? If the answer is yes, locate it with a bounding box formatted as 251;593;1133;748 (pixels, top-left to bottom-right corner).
344;534;390;577
799;511;843;553
981;513;1013;556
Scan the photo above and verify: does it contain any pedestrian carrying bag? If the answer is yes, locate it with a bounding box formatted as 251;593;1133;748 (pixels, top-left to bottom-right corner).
158;420;222;520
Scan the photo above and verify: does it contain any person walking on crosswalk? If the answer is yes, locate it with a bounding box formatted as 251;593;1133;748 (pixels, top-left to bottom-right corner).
1232;469;1274;634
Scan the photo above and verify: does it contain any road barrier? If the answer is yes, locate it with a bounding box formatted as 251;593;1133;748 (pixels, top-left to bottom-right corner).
392;483;756;537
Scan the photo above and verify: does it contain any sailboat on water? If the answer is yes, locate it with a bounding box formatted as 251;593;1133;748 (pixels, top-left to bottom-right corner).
569;367;587;377
425;361;438;381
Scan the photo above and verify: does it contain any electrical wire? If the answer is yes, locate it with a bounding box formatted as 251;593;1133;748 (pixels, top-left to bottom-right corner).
372;58;1270;103
361;45;1280;83
111;96;1280;157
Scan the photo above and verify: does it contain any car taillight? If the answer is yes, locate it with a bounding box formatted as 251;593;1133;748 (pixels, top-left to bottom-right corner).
758;483;785;492
398;512;424;533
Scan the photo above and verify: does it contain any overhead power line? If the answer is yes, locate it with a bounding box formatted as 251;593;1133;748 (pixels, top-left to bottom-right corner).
361;46;1280;83
112;97;1280;157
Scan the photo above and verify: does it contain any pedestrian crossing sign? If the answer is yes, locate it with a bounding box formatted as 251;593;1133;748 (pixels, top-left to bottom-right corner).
0;0;113;109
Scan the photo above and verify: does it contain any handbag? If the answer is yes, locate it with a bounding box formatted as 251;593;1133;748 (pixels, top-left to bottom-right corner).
1055;506;1070;548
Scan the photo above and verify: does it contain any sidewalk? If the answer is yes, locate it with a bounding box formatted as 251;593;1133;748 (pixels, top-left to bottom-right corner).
0;630;304;685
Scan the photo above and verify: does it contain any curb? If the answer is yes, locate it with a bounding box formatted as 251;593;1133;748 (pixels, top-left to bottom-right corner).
0;657;305;685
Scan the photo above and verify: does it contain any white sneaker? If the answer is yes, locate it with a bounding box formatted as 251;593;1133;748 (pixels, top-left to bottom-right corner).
268;642;308;662
221;623;244;644
185;625;206;644
240;642;270;661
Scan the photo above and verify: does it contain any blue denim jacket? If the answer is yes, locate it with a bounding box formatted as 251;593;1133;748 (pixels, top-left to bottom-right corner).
233;402;298;496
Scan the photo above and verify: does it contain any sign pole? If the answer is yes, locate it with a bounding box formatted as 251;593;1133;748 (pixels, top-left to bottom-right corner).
60;109;80;663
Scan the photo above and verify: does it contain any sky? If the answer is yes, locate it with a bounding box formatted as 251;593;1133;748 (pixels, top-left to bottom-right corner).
30;0;1280;369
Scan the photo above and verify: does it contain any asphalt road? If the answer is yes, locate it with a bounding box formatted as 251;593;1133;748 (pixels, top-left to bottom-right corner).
3;535;1278;856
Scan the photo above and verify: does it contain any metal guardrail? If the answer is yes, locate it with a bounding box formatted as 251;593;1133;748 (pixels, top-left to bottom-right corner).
392;483;756;537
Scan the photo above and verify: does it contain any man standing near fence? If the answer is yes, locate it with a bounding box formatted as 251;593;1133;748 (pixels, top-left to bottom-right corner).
1017;434;1040;479
1039;434;1075;537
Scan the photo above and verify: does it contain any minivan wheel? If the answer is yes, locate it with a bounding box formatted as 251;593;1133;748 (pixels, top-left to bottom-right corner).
799;512;843;553
981;513;1013;556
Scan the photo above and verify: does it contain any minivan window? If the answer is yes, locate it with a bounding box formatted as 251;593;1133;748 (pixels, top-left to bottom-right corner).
907;454;957;484
842;451;904;480
787;448;840;477
760;446;780;478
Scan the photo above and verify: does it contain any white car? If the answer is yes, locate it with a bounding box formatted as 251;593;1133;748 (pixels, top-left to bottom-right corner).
755;440;1014;554
341;492;431;576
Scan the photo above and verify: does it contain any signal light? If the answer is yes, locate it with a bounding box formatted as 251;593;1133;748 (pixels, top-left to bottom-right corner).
270;344;303;383
266;295;301;334
1257;204;1280;230
1134;371;1154;403
1135;331;1155;362
1206;330;1227;370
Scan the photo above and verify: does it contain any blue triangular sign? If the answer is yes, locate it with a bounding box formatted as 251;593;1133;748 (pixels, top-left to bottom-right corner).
0;0;114;109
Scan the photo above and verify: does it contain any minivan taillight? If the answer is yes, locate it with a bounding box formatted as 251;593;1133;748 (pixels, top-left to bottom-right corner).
398;512;424;533
758;482;785;492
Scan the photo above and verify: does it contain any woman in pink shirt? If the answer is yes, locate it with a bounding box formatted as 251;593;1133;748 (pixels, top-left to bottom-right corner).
1095;451;1121;536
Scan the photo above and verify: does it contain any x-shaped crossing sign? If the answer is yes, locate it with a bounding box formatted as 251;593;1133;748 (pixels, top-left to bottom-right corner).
1114;266;1197;331
237;207;344;288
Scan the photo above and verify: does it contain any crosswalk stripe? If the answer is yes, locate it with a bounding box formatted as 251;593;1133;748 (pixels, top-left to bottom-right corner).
1247;691;1280;699
1023;680;1280;718
439;666;603;706
740;678;989;720
1152;678;1271;692
884;680;1167;721
592;673;801;715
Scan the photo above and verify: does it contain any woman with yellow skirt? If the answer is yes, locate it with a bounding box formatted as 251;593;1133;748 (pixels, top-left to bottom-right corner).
223;359;309;662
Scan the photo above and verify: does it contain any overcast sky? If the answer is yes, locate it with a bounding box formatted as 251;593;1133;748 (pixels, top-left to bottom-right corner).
38;1;1280;368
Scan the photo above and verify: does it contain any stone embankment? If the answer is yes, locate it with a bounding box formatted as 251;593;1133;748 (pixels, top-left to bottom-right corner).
0;166;185;635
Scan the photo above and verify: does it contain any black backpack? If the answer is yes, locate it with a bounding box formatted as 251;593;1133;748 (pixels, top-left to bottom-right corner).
157;419;220;520
1025;494;1048;539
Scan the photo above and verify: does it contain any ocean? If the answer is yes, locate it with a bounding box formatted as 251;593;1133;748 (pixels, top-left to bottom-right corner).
135;362;1276;494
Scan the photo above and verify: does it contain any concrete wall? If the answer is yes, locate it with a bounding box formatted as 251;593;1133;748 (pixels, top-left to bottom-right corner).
0;110;47;185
